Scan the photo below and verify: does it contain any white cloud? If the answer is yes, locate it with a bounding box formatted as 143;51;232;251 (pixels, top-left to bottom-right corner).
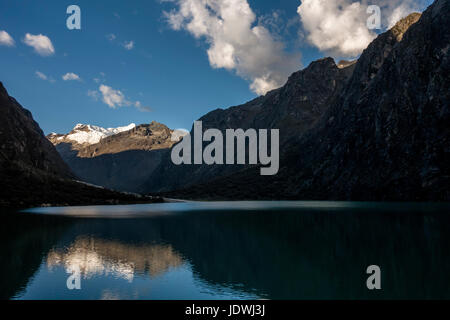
87;90;100;101
99;85;130;108
35;71;48;80
62;72;81;81
23;33;55;56
386;0;427;28
164;0;301;95
107;33;116;41
0;30;15;47
94;72;107;83
297;0;376;57
297;0;428;58
107;34;135;51
123;40;134;50
94;84;150;112
134;101;151;112
35;71;55;83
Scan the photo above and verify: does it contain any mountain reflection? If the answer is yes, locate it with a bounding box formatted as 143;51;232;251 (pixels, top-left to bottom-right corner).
3;202;450;299
46;237;185;281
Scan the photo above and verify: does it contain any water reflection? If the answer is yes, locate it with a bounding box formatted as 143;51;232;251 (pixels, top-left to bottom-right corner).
1;202;450;299
46;237;184;282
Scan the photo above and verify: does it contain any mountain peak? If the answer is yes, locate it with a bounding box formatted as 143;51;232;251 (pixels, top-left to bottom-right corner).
0;82;9;99
47;120;184;192
337;60;357;69
390;12;422;41
308;57;337;69
51;123;137;146
71;123;136;134
48;121;183;158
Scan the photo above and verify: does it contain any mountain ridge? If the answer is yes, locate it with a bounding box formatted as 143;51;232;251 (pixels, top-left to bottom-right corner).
141;56;357;193
49;121;182;158
48;123;137;147
154;1;449;201
47;121;186;192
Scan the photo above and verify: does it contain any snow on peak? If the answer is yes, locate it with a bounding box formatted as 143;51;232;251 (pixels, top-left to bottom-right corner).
66;123;136;145
171;128;190;142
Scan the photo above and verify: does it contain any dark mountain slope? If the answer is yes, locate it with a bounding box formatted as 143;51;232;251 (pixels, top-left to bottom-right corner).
0;82;73;179
142;57;356;193
0;82;160;207
57;147;168;193
160;0;449;201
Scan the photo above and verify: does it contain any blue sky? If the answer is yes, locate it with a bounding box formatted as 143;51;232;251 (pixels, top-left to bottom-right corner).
0;0;432;134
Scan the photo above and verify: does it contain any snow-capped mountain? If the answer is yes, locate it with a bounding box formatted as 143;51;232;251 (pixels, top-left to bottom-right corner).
48;123;136;146
46;121;187;193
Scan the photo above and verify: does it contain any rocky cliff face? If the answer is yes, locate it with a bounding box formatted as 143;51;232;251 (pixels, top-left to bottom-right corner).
143;56;356;193
158;0;449;201
48;121;183;192
0;82;73;179
76;122;176;158
0;83;160;207
292;5;448;201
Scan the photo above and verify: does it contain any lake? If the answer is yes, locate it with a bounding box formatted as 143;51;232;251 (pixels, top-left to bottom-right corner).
1;201;450;300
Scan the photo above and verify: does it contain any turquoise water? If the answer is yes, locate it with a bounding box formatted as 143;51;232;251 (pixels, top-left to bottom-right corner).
1;201;450;300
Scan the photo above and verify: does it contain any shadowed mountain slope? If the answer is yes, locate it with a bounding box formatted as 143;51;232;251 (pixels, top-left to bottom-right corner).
142;57;356;193
159;1;449;201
